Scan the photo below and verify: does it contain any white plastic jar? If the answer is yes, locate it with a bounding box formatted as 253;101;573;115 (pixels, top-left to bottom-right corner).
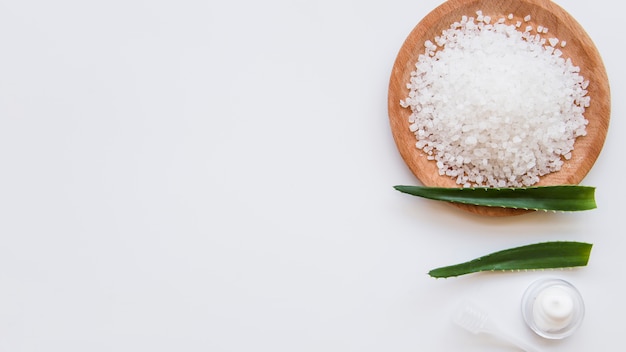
521;278;585;339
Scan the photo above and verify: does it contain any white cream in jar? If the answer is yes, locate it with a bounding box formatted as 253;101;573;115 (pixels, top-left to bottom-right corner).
521;278;585;339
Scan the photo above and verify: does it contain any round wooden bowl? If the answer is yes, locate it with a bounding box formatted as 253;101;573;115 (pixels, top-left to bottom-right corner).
388;0;610;216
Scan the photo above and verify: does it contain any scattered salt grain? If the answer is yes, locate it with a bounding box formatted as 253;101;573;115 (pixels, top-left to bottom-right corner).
548;37;559;47
524;14;531;22
400;11;589;187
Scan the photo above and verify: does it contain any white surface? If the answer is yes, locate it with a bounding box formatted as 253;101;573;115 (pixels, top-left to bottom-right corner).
0;0;623;351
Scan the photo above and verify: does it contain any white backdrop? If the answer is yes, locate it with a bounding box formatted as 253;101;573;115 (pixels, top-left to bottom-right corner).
0;0;623;351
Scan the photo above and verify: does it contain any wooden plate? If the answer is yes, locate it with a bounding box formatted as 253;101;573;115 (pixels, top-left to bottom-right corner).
388;0;610;216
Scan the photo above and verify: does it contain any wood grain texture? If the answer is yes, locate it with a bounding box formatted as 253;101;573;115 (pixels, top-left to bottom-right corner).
388;0;610;217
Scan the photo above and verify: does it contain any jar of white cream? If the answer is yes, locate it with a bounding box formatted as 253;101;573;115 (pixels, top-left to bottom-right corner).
521;278;585;339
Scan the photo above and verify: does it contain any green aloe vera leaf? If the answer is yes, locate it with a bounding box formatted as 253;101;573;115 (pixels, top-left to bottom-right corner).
428;241;592;278
393;185;596;211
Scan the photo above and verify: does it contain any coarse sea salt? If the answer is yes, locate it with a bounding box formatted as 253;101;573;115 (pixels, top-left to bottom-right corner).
400;12;590;187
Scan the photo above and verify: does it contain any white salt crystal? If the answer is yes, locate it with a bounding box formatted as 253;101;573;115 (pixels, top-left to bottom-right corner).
548;37;559;47
465;136;478;145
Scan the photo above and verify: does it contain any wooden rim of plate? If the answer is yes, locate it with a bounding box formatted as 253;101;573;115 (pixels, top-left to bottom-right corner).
388;0;611;217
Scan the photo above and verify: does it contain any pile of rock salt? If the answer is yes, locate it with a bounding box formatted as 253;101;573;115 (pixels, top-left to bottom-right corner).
400;12;589;187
